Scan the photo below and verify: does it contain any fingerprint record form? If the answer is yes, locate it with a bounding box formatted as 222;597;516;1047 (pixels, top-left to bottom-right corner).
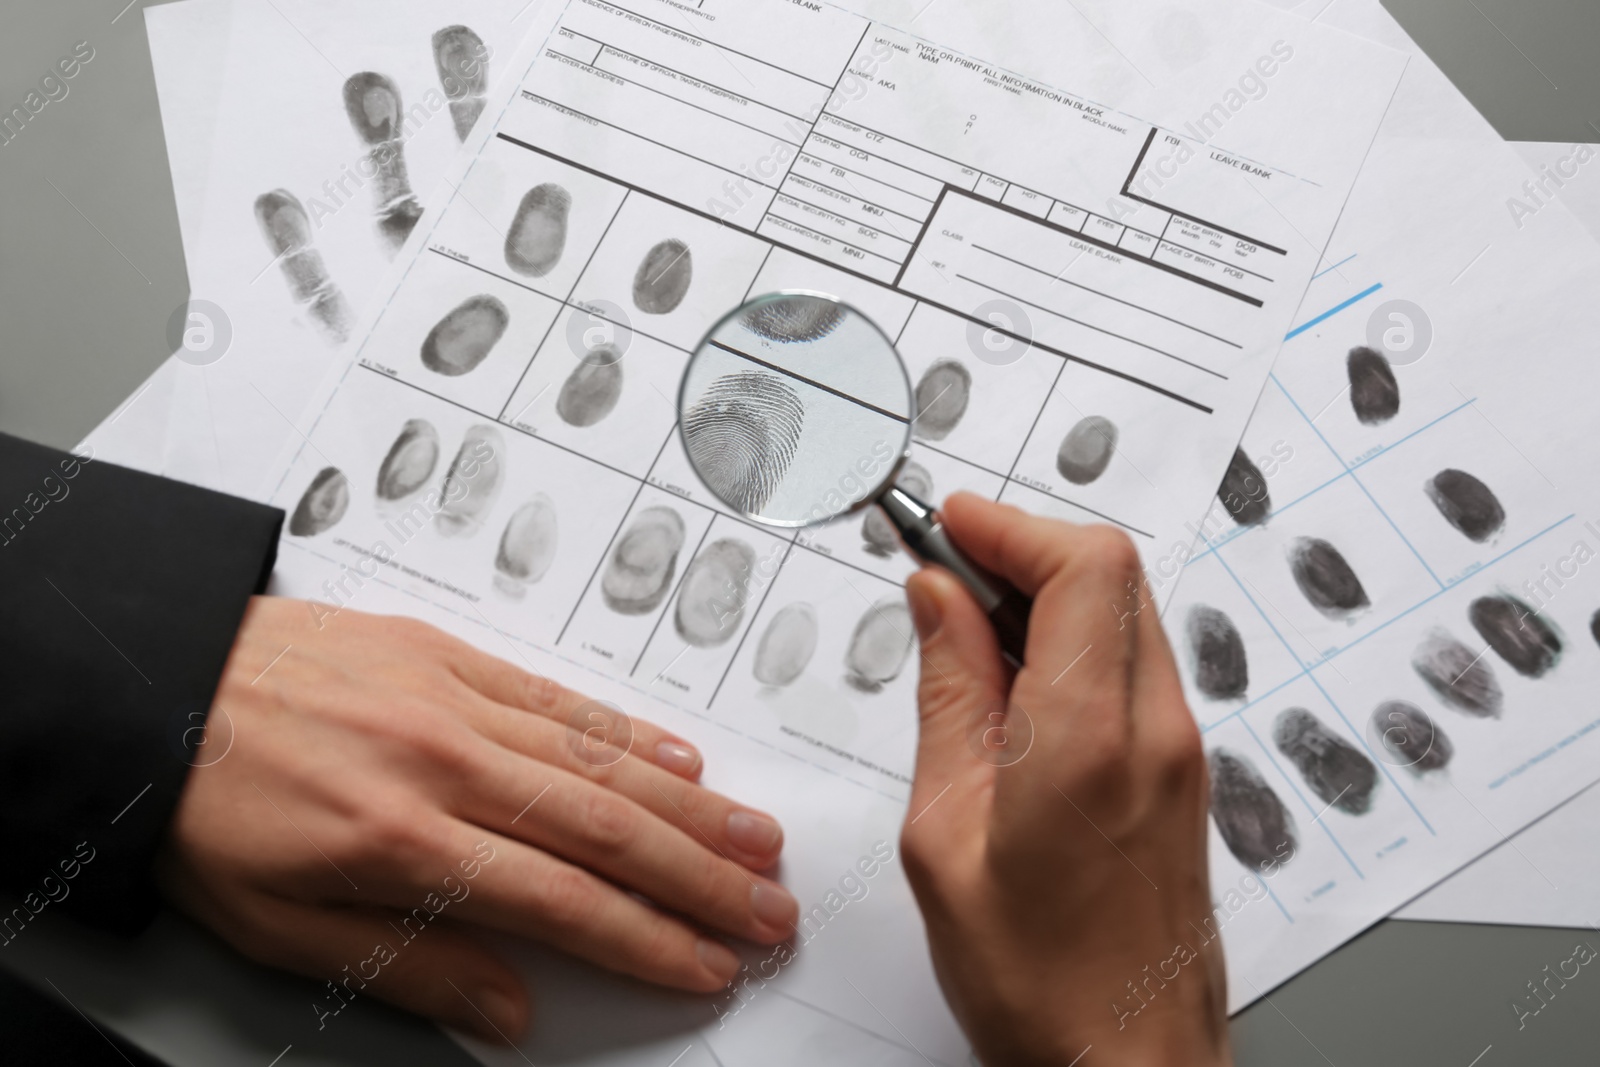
260;0;1417;1037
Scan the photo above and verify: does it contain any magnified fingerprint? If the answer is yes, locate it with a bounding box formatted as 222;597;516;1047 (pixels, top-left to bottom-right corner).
1592;608;1600;649
1470;594;1562;678
1217;447;1270;526
1185;605;1248;700
289;467;349;537
862;461;931;556
683;372;804;516
1287;537;1369;618
741;297;844;343
420;294;508;377
602;506;686;614
1411;629;1503;718
1371;700;1452;773
913;360;971;442
633;239;692;314
253;190;352;344
556;344;624;427
504;183;570;278
494;495;558;598
1347;346;1399;425
1208;749;1297;871
844;597;914;693
754;602;818;686
1057;415;1118;485
435;425;505;538
675;538;757;647
432;25;488;141
342;72;423;252
1424;469;1505;543
376;419;439;501
1273;707;1379;815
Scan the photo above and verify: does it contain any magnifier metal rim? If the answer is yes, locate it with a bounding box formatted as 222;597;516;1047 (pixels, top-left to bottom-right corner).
677;289;914;530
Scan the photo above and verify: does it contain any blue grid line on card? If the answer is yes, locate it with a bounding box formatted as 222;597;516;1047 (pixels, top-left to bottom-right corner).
1184;396;1479;566
1262;881;1294;923
1198;513;1577;736
1311;254;1357;281
1206;542;1365;878
1269;374;1445;589
1303;670;1436;837
1284;283;1383;341
1239;716;1365;880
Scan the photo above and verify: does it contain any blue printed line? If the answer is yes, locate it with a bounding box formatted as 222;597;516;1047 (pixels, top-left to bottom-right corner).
1304;671;1436;837
1284;283;1383;341
1198;514;1576;736
1270;375;1444;588
1240;716;1366;881
1312;253;1357;280
1263;882;1294;924
1185;398;1479;567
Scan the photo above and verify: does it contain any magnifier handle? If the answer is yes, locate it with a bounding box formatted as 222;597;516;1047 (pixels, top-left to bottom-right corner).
880;488;1032;669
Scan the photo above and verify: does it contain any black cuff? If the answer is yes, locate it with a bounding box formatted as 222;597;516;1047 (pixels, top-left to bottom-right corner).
0;432;282;935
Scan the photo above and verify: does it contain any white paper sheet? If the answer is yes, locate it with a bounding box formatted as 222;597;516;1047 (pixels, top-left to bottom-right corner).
243;5;1408;1062
1155;0;1600;995
1391;139;1600;931
76;0;238;479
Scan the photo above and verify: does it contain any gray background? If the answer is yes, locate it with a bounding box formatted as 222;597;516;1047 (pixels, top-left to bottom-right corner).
2;0;1599;1063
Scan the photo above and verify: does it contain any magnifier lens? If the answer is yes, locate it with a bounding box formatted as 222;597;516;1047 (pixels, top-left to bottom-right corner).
679;293;912;527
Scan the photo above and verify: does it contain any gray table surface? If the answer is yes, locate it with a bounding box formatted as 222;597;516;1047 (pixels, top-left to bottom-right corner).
4;1;1600;1064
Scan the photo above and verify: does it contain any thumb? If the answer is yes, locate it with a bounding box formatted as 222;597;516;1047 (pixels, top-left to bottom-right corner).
904;566;1011;809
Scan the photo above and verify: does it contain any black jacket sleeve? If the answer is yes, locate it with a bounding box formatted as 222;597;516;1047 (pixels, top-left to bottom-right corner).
0;432;283;934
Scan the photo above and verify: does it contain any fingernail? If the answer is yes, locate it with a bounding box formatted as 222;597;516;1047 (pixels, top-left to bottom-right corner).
471;984;527;1043
906;578;942;640
655;740;701;777
726;810;782;855
697;938;742;983
750;881;798;929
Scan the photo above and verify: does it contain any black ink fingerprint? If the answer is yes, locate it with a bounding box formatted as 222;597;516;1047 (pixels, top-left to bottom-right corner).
1347;346;1399;425
683;371;804;516
376;419;439;501
1217;447;1271;527
753;602;818;686
1470;594;1562;678
913;360;971;442
602;506;686;614
253;190;352;343
862;461;931;557
633;239;692;314
432;25;488;141
435;425;505;537
1592;608;1600;649
741;297;844;343
1371;700;1453;773
504;183;569;278
556;344;624;427
1056;416;1118;486
1185;605;1248;700
494;495;558;598
1411;629;1503;718
1288;537;1370;618
845;597;915;693
1424;469;1505;543
420;294;508;377
342;72;423;252
675;538;757;647
1273;707;1379;815
1208;749;1298;871
289;467;349;537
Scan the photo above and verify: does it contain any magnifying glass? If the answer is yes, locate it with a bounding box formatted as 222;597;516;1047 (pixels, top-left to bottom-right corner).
677;290;1033;667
